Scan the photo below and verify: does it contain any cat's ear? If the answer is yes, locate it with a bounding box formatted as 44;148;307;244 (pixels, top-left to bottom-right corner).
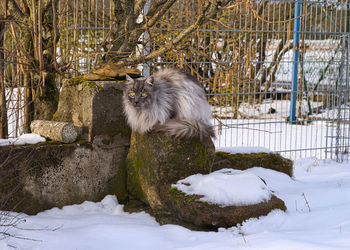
125;74;133;82
145;76;154;87
121;74;134;90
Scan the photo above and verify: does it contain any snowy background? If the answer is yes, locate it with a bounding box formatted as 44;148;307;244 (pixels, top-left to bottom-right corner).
1;131;350;249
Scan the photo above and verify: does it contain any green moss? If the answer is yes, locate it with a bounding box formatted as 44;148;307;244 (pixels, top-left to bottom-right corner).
257;152;268;157
168;187;187;199
97;76;114;81
213;151;293;177
126;155;148;204
52;111;58;120
184;197;197;205
82;81;97;89
169;186;178;193
66;76;85;86
65;76;115;89
110;163;128;203
76;139;89;144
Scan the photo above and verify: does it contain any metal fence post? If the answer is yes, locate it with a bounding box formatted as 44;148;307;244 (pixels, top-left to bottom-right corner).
289;0;302;124
142;0;151;77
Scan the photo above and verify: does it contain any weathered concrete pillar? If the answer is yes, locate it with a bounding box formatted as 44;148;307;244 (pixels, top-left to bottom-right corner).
54;80;130;142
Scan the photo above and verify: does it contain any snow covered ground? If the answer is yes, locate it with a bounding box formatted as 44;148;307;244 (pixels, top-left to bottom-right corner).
1;158;350;250
1;99;350;249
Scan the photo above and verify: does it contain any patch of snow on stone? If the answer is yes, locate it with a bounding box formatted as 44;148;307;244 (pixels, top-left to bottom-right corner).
172;169;272;207
0;133;46;146
216;146;271;154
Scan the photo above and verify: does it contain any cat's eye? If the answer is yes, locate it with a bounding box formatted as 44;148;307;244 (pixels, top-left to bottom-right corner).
141;92;147;97
129;92;135;98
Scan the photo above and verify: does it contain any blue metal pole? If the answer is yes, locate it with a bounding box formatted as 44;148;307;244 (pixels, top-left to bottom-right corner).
289;0;302;124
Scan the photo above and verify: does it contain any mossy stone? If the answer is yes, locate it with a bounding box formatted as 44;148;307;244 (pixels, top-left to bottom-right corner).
157;184;286;231
213;151;293;177
126;131;215;210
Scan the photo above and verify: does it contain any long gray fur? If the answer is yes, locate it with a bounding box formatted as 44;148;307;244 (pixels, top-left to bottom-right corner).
122;68;215;141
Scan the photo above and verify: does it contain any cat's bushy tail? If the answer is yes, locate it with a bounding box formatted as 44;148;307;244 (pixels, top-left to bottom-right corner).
154;119;215;142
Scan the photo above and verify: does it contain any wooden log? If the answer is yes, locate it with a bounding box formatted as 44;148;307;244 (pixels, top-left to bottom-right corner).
30;120;78;143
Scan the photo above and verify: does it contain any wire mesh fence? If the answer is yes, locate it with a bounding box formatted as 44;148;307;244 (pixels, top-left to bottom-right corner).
2;0;350;161
145;0;350;161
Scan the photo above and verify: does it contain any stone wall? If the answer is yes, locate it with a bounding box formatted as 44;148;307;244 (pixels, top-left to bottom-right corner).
0;79;131;214
0;139;128;214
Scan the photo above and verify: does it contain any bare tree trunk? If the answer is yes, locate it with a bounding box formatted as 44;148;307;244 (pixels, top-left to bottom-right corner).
20;29;35;133
0;5;8;139
6;0;60;128
33;72;59;121
0;72;8;139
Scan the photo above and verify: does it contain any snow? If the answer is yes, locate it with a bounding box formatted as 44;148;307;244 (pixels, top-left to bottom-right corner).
6;88;24;138
216;146;271;154
213;118;334;160
0;134;46;146
212;100;324;120
2;158;350;249
210;98;342;160
172;169;272;206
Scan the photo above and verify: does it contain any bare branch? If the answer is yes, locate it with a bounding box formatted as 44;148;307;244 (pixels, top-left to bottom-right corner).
134;0;147;17
143;0;168;21
116;1;221;66
142;0;177;28
38;0;44;72
7;0;28;19
258;41;293;103
18;0;30;16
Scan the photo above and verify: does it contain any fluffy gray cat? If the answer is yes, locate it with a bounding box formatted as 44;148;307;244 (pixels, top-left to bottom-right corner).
122;68;215;141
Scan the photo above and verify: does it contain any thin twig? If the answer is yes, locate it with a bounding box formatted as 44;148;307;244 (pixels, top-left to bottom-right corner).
239;231;247;244
0;232;42;242
302;192;311;212
215;118;282;134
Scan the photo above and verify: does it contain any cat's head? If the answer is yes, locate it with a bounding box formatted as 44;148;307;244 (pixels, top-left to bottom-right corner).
123;74;154;109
